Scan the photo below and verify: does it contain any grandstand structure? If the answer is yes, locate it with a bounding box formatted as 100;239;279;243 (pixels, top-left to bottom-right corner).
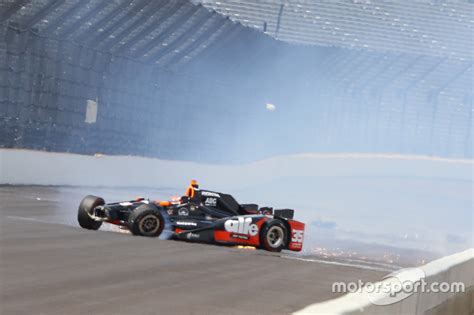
197;1;472;60
198;0;473;158
0;0;472;162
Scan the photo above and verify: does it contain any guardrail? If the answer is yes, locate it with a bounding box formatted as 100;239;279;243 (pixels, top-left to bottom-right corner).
294;249;473;315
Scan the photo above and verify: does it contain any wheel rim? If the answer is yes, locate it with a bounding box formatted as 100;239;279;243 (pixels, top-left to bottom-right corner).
139;214;160;235
86;205;97;217
266;225;284;248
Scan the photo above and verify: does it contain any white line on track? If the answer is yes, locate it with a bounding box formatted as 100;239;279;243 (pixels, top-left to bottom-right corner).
280;255;398;272
6;215;64;225
341;257;404;270
5;215;140;235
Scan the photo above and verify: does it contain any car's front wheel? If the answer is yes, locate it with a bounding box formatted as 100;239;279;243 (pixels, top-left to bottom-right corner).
260;220;287;252
78;195;104;230
128;205;164;237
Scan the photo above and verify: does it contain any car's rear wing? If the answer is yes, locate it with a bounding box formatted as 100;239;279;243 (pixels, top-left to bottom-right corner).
274;209;294;219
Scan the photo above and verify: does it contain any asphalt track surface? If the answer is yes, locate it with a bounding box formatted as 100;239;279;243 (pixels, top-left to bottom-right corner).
0;186;387;315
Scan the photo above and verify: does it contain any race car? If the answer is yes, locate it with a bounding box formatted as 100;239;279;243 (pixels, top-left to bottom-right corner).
77;180;305;252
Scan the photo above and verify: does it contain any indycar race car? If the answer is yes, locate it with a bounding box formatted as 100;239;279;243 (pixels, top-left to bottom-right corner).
77;180;305;252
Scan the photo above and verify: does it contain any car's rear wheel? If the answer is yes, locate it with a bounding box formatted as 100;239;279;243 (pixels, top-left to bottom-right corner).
128;205;164;237
78;195;104;230
260;220;287;252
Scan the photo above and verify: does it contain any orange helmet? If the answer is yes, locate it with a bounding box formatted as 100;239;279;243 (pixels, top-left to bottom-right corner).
185;180;199;198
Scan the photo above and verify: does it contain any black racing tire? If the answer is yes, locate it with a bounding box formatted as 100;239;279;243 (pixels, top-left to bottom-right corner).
128;204;165;237
78;195;104;230
260;220;288;252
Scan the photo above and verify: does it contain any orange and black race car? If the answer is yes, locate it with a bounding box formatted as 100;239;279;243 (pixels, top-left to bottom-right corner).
77;181;305;252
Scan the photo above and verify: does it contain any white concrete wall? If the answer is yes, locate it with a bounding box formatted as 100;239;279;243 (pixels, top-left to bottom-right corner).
294;249;474;315
0;149;471;189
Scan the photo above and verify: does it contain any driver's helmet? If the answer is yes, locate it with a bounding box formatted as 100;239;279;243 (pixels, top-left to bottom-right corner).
185;179;199;198
190;179;199;189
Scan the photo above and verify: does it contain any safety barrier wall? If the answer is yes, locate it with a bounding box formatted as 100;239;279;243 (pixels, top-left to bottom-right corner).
294;249;473;315
0;17;284;164
0;28;260;163
0;149;471;189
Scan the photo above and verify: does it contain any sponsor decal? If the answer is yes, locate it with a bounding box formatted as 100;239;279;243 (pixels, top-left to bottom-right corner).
290;242;302;249
201;191;220;198
291;229;304;243
119;202;133;206
167;209;173;215
176;221;197;226
225;217;259;237
204;197;217;207
178;207;189;216
186;232;200;239
231;234;250;240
